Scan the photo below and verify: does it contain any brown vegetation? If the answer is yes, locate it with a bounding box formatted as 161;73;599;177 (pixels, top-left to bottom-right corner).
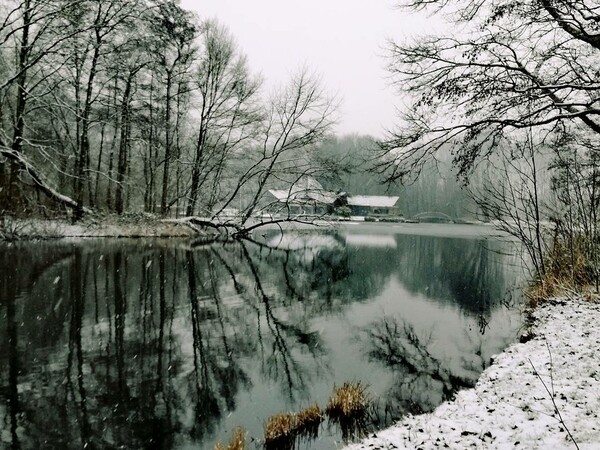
295;402;323;438
263;412;297;449
262;403;324;448
326;381;371;441
326;381;369;419
527;235;599;306
222;383;370;448
214;427;246;450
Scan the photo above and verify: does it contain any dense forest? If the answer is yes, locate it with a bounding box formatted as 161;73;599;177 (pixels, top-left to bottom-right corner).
0;0;492;225
0;0;341;222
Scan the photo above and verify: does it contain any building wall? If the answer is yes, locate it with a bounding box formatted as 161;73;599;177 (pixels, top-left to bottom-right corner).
349;205;399;216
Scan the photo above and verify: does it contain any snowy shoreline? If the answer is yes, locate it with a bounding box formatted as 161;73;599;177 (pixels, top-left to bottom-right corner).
345;298;600;450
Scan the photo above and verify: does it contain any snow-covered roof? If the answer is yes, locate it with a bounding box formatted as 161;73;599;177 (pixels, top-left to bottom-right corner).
268;190;290;201
267;176;338;205
268;189;338;204
347;195;399;207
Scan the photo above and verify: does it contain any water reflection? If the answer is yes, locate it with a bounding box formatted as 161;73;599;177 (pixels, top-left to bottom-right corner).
362;317;473;422
0;227;523;449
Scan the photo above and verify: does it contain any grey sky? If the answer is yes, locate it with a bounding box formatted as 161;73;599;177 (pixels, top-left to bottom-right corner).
180;0;440;137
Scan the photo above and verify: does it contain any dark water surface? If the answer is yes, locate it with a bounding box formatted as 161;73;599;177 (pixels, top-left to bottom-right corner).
0;224;525;449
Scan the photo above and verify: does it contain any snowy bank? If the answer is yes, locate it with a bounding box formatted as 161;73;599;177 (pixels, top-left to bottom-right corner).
345;298;600;450
0;217;207;239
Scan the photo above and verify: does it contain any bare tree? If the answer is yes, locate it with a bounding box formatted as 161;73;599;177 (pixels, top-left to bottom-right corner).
376;0;600;183
113;53;148;214
0;1;337;229
549;125;600;289
220;68;338;230
185;19;262;217
63;0;144;219
468;130;550;279
146;0;197;217
0;0;95;214
370;0;600;286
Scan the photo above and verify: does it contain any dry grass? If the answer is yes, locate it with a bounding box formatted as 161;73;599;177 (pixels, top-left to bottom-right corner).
526;275;566;307
326;382;371;442
236;384;371;448
527;235;598;307
295;402;323;438
547;236;590;284
325;382;369;418
214;427;246;450
264;412;297;443
263;404;325;448
296;402;323;428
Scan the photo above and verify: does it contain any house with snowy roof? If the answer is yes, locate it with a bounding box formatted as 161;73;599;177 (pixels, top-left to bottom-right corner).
266;176;400;217
266;176;340;215
346;195;399;217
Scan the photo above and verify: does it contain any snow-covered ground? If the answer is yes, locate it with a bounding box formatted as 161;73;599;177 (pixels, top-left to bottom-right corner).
1;217;201;238
345;298;600;450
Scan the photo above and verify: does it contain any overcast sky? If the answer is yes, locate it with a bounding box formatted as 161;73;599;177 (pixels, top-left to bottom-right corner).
179;0;441;137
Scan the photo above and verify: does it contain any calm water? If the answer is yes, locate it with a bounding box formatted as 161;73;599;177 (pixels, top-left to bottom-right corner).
0;224;525;449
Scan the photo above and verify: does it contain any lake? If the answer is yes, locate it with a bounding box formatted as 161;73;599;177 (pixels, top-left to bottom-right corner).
0;223;526;449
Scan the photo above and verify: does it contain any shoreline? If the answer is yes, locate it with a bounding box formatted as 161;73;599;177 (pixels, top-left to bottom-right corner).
1;217;500;242
345;297;600;450
0;217;207;240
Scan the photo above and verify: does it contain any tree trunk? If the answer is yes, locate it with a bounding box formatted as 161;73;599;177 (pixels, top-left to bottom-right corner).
144;75;156;212
160;71;173;216
74;8;103;221
94;119;107;208
4;0;32;212
106;79;120;210
186;139;203;216
0;147;91;214
115;75;133;214
186;113;206;217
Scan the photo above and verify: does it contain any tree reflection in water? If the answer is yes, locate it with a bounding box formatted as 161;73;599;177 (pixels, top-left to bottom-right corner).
362;317;474;425
0;230;524;449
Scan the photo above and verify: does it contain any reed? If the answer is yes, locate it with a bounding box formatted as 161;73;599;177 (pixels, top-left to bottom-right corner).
214;427;246;450
295;402;323;438
326;381;370;441
264;412;297;450
326;381;369;418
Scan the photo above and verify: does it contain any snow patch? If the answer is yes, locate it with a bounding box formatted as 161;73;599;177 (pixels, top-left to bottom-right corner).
345;298;600;449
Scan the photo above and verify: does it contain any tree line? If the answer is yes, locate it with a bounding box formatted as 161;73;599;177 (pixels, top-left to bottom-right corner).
0;0;337;224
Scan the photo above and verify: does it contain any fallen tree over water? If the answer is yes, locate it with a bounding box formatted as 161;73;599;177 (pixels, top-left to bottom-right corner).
165;214;334;240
